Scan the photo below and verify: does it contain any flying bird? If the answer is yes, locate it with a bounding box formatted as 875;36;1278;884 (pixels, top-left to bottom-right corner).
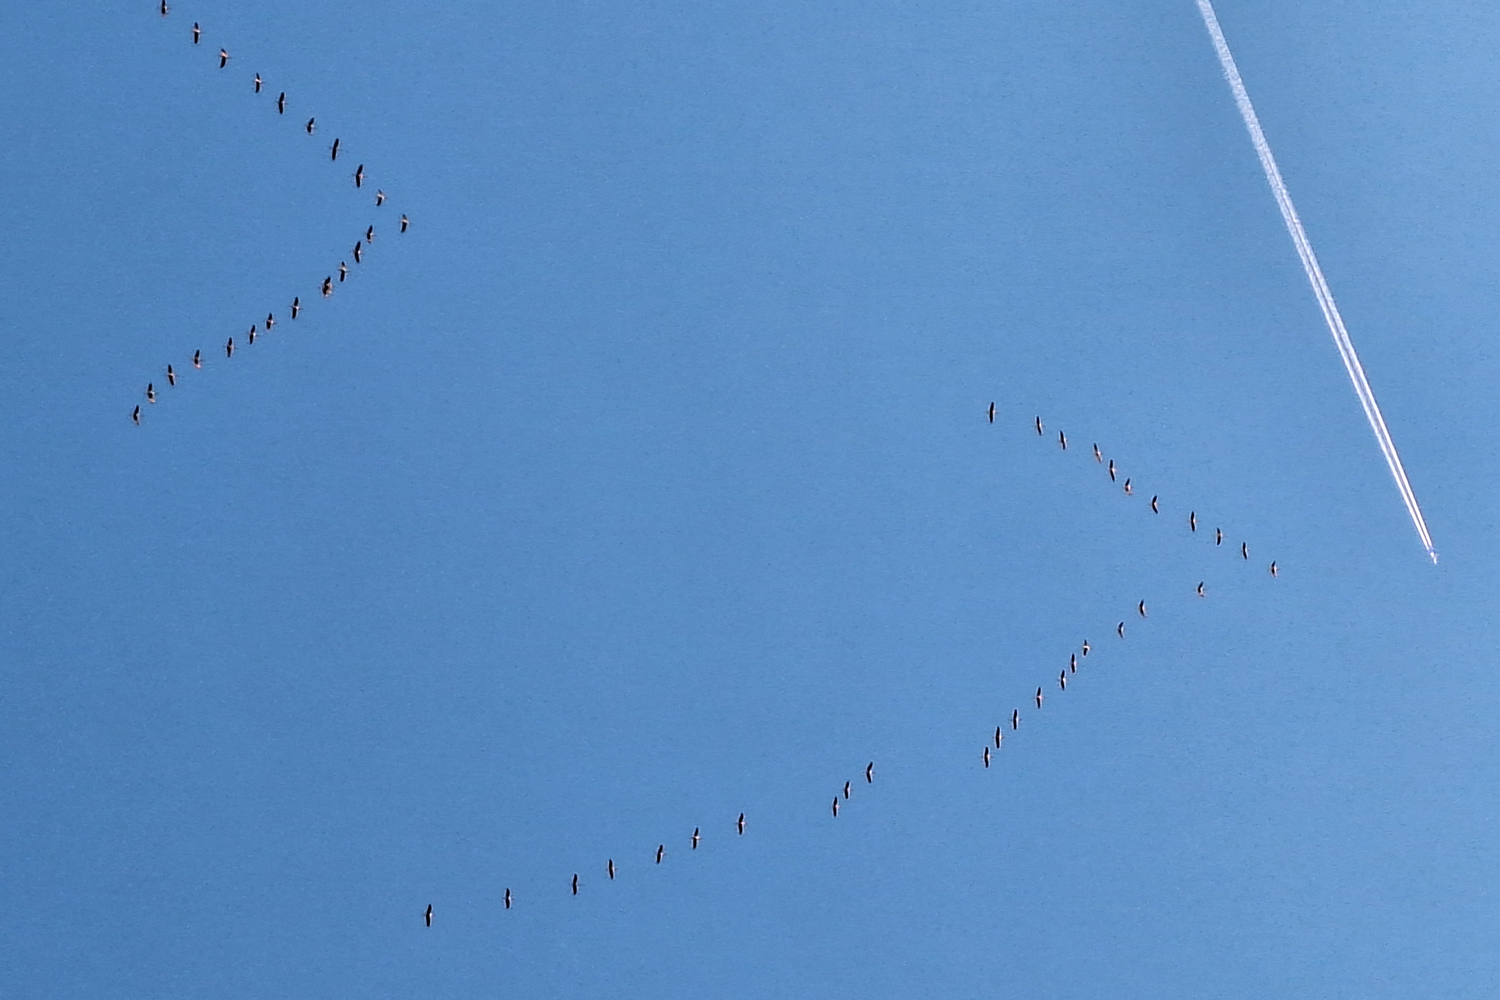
1270;561;1278;577
1190;511;1197;532
224;337;233;358
330;138;340;160
1216;528;1224;545
1093;443;1102;462
247;324;256;345
607;859;615;880
166;365;175;386
865;761;874;783
376;189;385;206
254;73;261;93
994;727;1003;749
1035;687;1043;709
843;781;851;800
1242;542;1249;560
354;164;364;188
1011;708;1019;730
1059;670;1067;691
291;296;300;319
1069;653;1076;673
1108;460;1116;482
321;276;332;297
572;874;578;896
192;22;200;43
277;92;286;114
982;746;991;768
424;904;432;927
305;117;315;134
353;241;362;264
656;844;665;864
365;224;375;242
988;401;995;423
1116;621;1125;638
1123;478;1133;495
831;797;839;818
692;827;701;849
1196;581;1205;597
504;889;511;909
1035;416;1043;435
1151;495;1159;513
339;262;348;282
400;214;409;233
1138;600;1147;618
1081;640;1090;657
1059;430;1067;450
219;48;229;68
146;383;156;404
738;812;746;835
159;1;169;16
132;406;140;425
192;349;202;369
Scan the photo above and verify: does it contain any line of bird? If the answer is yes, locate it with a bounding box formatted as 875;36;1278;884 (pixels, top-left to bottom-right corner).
976;401;1278;769
134;3;410;425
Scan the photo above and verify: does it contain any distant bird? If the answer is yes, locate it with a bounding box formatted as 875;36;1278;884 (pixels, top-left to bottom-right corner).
738;812;746;835
330;138;340;160
571;874;578;896
1011;708;1019;730
305;117;315;134
225;337;233;358
1150;495;1159;514
656;844;665;864
291;296;300;319
219;48;229;68
365;224;375;242
994;727;1003;749
254;73;261;93
1123;478;1133;495
831;797;839;818
1081;639;1090;657
1108;460;1116;482
247;324;256;345
1059;430;1067;450
1069;653;1076;673
1035;686;1043;709
339;262;348;282
1269;561;1278;577
376;189;386;206
159;1;169;17
1116;621;1125;638
353;241;362;264
988;401;995;423
504;888;511;909
1196;581;1205;597
1093;443;1102;463
354;163;365;188
608;859;615;879
865;761;874;783
192;349;202;369
424;904;432;927
1138;600;1147;618
842;781;851;800
1216;528;1223;545
265;313;275;331
146;383;156;404
1059;670;1066;691
132;406;140;425
166;365;175;386
1035;416;1043;435
400;214;409;233
192;21;200;43
321;276;332;297
277;92;286;115
982;746;991;768
692;828;700;849
1241;542;1249;560
1190;511;1197;532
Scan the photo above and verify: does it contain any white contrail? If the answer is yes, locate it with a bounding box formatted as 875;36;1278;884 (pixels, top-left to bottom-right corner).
1194;0;1437;563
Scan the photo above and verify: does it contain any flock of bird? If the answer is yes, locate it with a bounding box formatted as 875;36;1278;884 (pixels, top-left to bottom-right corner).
132;3;409;426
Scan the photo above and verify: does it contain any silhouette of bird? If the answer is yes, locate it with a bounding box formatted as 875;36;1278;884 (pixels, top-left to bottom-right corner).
1108;460;1116;482
219;48;228;68
254;73;261;93
607;858;615;879
353;241;362;264
1011;708;1020;730
265;313;275;331
1035;416;1043;435
192;349;202;369
865;761;874;783
1151;495;1159;513
1059;670;1067;691
1059;430;1067;450
572;874;578;896
656;844;665;864
321;276;332;297
365;224;375;242
843;781;851;800
1270;561;1278;577
146;383;156;404
1081;640;1090;657
330;138;340;160
424;904;432;927
1069;653;1076;673
1116;621;1125;638
1035;687;1043;709
1123;478;1133;495
192;21;200;43
982;746;991;768
305;117;315;135
159;1;169;17
247;324;256;345
831;797;839;818
291;297;300;319
994;726;1003;749
400;214;409;233
988;401;995;423
225;337;233;358
376;189;386;206
277;92;286;114
166;365;175;386
738;812;746;835
504;888;511;909
338;262;348;282
354;164;364;188
1190;511;1197;532
1216;528;1223;545
132;406;140;425
1138;600;1147;618
1093;443;1102;462
692;828;701;849
1241;542;1249;560
1196;581;1205;597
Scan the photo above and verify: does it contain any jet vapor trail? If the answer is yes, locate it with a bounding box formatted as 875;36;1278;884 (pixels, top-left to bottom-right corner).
1194;0;1437;563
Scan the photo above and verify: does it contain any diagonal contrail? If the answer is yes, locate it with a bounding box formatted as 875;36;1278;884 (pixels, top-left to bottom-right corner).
1194;0;1437;563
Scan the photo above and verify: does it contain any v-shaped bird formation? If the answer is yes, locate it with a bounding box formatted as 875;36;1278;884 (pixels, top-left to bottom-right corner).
131;7;411;427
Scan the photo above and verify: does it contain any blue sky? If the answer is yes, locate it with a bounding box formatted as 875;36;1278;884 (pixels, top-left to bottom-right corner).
2;1;1498;996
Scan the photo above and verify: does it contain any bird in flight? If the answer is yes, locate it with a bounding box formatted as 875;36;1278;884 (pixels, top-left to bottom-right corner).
1196;581;1205;597
1216;528;1224;545
1116;621;1125;638
277;92;286;115
192;349;202;369
247;324;256;345
1011;708;1020;730
982;745;991;768
988;401;995;423
376;189;386;206
865;761;874;783
166;365;175;386
656;844;665;864
365;224;376;242
843;781;852;800
1241;542;1249;560
504;889;511;910
219;49;229;68
265;313;275;331
1190;511;1197;532
1035;687;1043;709
254;73;261;93
1035;416;1044;435
607;859;615;879
224;337;233;358
1151;495;1159;513
424;904;432;927
1059;670;1067;691
571;874;578;896
1081;639;1090;656
146;383;156;404
400;214;409;233
1093;443;1102;463
738;812;746;835
339;262;348;282
1269;561;1278;577
321;276;333;297
159;1;169;16
1069;653;1077;673
192;22;200;43
1058;430;1067;450
353;241;363;264
305;117;315;135
692;828;701;849
291;297;300;319
132;406;140;425
1108;460;1116;482
831;797;839;818
1138;600;1147;618
1123;478;1133;495
994;727;1003;749
354;164;365;188
331;138;340;160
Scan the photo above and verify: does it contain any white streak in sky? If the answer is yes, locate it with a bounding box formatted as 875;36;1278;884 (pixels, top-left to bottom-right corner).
1195;0;1437;563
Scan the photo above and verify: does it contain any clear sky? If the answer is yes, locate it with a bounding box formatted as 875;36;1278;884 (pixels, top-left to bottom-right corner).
2;1;1498;996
